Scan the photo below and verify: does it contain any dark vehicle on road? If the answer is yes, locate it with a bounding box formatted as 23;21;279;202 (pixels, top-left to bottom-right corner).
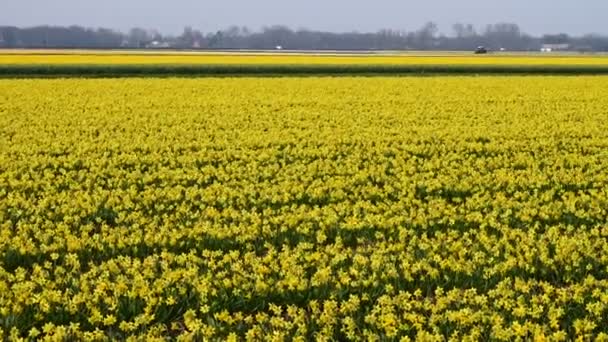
475;46;488;54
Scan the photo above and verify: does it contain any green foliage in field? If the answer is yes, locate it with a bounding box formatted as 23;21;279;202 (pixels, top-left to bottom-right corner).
2;64;608;77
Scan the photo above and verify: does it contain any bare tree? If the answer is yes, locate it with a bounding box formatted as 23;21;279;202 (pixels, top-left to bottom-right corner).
128;28;150;48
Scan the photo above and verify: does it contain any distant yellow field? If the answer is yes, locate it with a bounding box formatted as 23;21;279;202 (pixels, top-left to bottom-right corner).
1;52;608;66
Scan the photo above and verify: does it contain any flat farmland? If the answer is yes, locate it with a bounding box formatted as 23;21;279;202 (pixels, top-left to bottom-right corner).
3;51;608;65
1;51;608;76
2;76;608;340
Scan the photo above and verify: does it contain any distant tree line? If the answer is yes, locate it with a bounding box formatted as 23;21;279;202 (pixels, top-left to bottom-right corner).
1;23;608;51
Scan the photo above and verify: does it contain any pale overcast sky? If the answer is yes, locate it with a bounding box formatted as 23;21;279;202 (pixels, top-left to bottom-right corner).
2;1;607;36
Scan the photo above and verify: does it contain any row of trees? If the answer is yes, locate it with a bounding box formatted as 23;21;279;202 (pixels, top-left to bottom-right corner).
1;23;608;51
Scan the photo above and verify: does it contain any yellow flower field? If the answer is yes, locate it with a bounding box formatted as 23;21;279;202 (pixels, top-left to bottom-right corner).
1;52;608;66
1;76;608;340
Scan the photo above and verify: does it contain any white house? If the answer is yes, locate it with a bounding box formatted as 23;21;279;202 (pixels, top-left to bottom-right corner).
540;43;570;52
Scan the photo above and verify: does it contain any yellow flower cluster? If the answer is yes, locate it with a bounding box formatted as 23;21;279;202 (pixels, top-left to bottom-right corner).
1;76;608;340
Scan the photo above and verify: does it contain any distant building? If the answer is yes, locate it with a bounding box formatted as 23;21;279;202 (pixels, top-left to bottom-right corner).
146;41;171;48
540;43;570;52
